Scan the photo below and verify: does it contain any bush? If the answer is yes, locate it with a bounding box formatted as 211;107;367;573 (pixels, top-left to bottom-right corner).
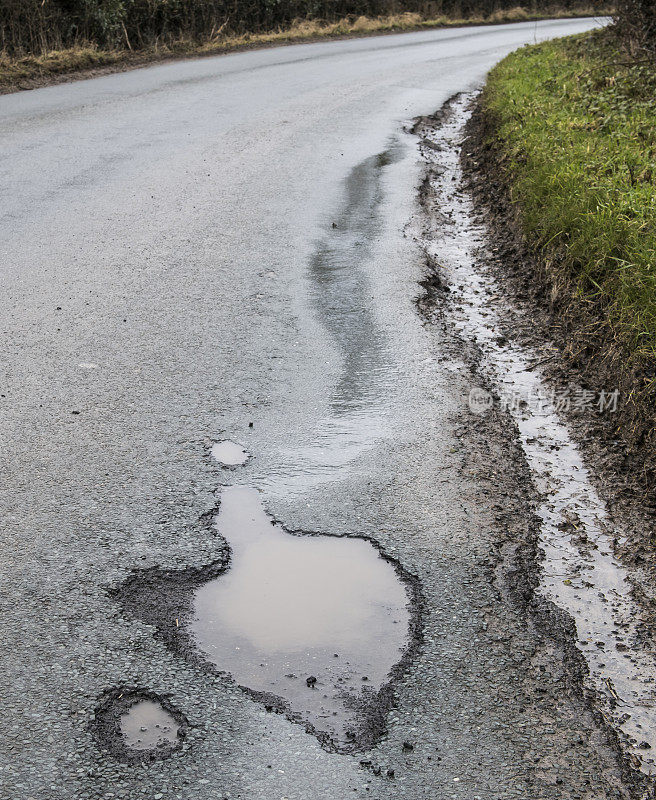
0;0;607;57
614;0;656;53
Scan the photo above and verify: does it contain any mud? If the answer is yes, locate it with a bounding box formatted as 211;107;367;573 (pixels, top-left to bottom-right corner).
413;93;656;793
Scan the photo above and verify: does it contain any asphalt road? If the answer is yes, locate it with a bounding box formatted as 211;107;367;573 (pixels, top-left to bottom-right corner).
0;17;630;800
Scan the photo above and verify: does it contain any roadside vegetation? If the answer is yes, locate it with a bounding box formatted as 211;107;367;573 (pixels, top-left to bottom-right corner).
0;2;606;92
479;8;656;475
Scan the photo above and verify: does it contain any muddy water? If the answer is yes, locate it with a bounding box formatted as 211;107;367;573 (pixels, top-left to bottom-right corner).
417;94;656;773
120;700;180;751
190;486;410;748
211;440;249;466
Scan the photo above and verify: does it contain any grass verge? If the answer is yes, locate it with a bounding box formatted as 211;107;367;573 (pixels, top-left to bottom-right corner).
0;7;605;94
476;26;656;483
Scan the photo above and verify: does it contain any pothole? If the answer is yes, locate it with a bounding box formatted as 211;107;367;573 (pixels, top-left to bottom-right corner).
114;488;422;753
211;440;250;466
91;689;188;762
191;486;413;749
120;699;180;750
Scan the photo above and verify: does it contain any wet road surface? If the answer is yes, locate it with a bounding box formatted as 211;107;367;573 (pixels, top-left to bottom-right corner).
2;17;640;800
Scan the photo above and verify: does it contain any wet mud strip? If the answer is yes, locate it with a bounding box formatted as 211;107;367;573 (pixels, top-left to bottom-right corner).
462;99;656;531
461;98;656;592
413;93;656;790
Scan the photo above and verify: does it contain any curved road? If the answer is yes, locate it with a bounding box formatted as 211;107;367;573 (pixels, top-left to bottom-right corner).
1;18;628;800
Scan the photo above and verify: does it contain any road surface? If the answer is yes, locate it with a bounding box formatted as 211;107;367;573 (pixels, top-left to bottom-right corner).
2;17;632;800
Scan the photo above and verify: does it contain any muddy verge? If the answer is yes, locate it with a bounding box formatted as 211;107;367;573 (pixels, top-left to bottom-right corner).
461;100;656;578
111;497;425;756
452;362;650;797
413;94;656;797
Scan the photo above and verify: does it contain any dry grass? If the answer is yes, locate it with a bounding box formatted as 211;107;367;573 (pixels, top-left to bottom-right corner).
0;7;609;93
487;6;531;22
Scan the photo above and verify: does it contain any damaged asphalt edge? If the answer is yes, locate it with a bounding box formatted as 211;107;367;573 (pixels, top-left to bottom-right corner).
105;490;426;757
460;93;656;794
412;94;653;798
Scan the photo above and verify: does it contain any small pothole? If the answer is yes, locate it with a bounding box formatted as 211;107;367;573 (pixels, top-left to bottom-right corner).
211;440;249;466
91;688;188;762
120;699;179;751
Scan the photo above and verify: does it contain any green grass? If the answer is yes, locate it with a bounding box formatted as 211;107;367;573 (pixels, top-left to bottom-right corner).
483;29;656;377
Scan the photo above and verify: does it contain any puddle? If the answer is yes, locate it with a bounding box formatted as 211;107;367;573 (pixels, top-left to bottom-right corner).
190;485;413;750
211;440;249;466
114;142;423;754
261;145;404;496
416;94;656;773
120;700;180;751
91;689;187;762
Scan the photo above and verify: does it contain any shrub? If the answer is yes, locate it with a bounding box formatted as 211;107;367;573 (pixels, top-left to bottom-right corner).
614;0;656;53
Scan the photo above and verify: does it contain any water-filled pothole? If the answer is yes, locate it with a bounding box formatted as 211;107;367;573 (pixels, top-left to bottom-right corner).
211;440;249;466
120;699;180;751
115;487;421;752
190;486;412;749
91;689;188;762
